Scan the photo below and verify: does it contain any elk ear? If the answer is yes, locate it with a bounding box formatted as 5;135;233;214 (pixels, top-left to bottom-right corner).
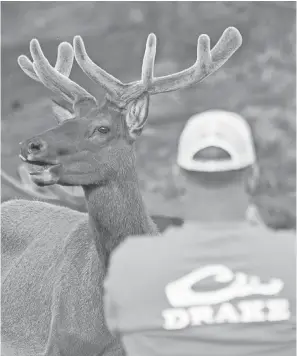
125;93;150;139
51;98;75;124
73;97;97;118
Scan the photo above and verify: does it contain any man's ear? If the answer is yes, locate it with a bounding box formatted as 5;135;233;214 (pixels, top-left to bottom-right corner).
51;98;75;124
246;163;259;195
73;97;98;118
125;93;150;139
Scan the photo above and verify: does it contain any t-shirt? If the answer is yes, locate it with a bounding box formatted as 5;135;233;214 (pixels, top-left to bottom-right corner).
104;221;296;356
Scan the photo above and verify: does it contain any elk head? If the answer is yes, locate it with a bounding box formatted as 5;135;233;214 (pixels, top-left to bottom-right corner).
18;28;242;187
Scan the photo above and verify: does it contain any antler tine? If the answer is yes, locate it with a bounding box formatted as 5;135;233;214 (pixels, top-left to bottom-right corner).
73;36;126;99
18;55;40;82
31;39;97;103
141;33;157;86
55;42;74;77
146;27;242;95
18;39;97;104
18;42;74;83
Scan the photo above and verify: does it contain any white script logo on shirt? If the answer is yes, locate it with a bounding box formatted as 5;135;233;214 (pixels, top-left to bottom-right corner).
162;265;291;330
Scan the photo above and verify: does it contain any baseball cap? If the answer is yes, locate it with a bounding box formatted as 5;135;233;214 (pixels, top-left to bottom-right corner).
177;110;256;172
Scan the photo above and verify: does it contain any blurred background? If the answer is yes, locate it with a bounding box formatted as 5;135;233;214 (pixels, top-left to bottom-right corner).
1;1;296;230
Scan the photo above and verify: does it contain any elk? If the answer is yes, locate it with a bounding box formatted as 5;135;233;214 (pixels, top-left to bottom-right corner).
1;27;242;356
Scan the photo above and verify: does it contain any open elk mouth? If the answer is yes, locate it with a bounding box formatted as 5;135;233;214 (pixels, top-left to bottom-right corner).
19;154;59;173
19;154;62;186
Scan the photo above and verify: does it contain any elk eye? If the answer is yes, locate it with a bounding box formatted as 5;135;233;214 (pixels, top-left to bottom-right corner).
94;126;110;134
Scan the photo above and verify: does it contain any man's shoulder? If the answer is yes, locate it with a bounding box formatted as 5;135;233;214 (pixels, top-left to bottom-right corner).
244;226;295;273
254;225;296;243
110;223;295;263
110;227;183;262
236;223;295;255
111;233;161;259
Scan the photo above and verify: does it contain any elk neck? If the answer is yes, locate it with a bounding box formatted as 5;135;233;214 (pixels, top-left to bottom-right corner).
82;153;158;266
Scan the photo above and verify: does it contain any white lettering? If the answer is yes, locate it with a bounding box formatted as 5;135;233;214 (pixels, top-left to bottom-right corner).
162;298;291;330
188;306;214;325
214;302;240;323
165;265;284;307
162;308;190;330
266;299;291;321
237;300;266;323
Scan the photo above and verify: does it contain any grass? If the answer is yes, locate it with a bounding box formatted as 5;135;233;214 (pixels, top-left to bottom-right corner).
1;2;296;229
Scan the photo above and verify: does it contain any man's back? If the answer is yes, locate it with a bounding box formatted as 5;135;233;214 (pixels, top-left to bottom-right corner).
105;221;296;356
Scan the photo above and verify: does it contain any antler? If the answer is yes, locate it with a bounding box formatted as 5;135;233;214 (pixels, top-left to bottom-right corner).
74;27;242;107
18;40;97;105
18;27;241;109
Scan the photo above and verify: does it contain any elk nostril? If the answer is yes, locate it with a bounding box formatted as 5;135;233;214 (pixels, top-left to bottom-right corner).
28;140;43;153
29;142;41;151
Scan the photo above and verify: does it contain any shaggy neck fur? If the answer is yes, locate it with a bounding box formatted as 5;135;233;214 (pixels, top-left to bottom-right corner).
83;155;158;269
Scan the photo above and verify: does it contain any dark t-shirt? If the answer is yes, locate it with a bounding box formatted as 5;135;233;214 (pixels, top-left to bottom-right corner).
104;221;296;356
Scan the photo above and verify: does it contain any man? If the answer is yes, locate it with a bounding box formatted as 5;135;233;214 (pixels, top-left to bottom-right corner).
104;110;296;356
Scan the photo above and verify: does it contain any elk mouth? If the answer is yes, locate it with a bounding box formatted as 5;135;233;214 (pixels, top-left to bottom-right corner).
19;154;62;186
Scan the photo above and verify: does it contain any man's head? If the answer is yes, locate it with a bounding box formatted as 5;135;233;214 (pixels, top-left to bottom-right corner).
176;110;257;220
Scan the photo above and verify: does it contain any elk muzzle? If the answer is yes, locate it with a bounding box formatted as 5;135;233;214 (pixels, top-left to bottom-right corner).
19;137;62;186
20;137;49;161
